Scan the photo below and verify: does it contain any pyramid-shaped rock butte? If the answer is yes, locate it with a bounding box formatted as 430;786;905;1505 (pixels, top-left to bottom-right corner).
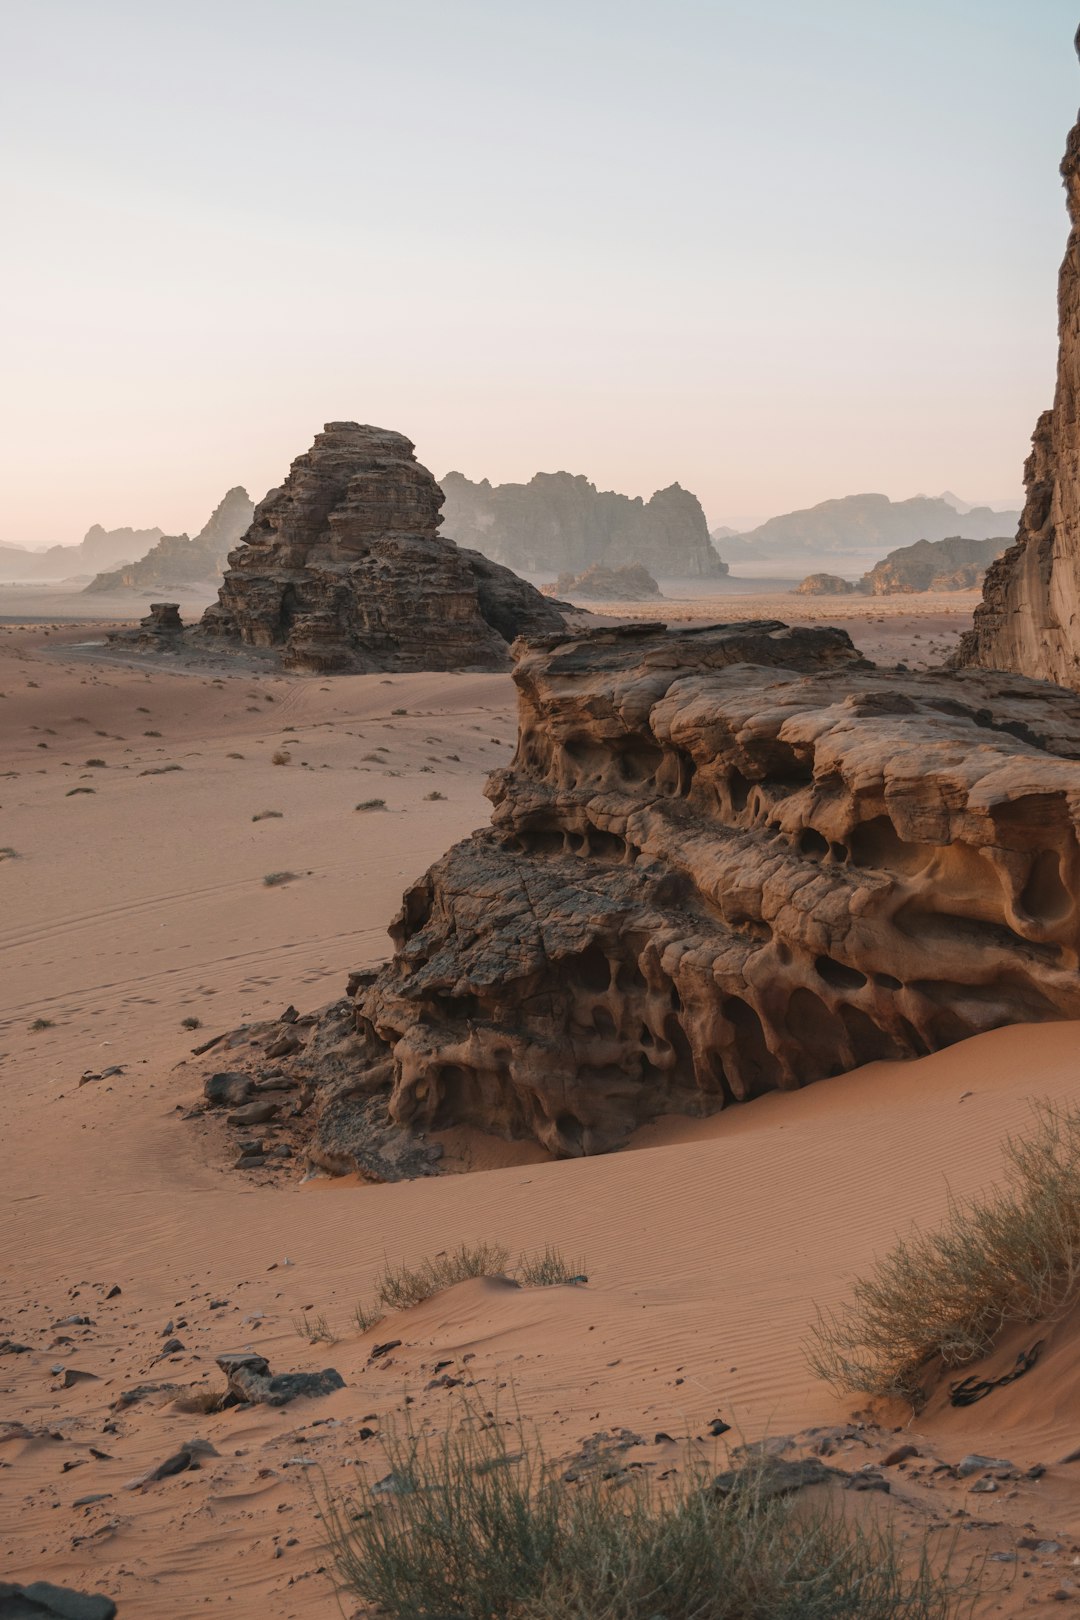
256;619;1080;1170
198;422;566;671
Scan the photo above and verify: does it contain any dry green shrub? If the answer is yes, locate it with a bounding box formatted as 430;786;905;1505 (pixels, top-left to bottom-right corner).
29;1017;54;1032
807;1101;1080;1405
376;1241;511;1311
355;798;386;811
516;1246;584;1288
252;809;283;821
320;1405;981;1620
424;790;447;801
353;1300;385;1334
293;1310;337;1345
271;750;291;766
180;1016;202;1031
263;870;298;887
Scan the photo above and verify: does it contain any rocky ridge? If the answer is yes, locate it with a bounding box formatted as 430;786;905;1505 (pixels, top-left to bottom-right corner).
796;535;1010;597
546;563;662;600
959;39;1080;689
195;424;567;673
86;487;254;593
198;620;1080;1167
440;469;726;579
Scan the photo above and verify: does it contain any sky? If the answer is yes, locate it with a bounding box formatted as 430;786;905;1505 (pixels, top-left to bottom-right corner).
1;0;1078;545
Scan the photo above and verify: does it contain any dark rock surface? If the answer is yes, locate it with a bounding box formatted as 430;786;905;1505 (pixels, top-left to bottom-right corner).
0;1583;117;1619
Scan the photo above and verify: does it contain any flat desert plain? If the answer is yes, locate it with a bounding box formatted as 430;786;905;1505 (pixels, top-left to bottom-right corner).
4;608;1080;1616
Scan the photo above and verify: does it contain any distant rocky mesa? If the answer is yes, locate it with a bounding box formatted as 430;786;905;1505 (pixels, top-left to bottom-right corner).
0;524;164;581
796;535;1009;596
86;486;254;592
725;494;1019;564
959;35;1080;690
546;563;662;600
194;423;567;672
440;469;727;579
229;620;1080;1170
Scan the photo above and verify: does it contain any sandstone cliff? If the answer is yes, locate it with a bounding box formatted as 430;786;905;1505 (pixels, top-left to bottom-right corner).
197;424;566;672
729;494;1019;565
86;487;254;593
958;50;1080;686
547;563;662;600
862;534;1007;595
211;620;1080;1169
440;470;726;579
0;524;164;581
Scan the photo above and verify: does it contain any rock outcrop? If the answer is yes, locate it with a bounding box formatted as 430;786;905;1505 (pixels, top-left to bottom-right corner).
547;563;663;600
795;573;856;596
86;487;254;593
959;39;1080;689
220;620;1080;1167
0;525;164;582
196;424;566;672
863;535;1008;595
727;494;1019;566
440;470;727;578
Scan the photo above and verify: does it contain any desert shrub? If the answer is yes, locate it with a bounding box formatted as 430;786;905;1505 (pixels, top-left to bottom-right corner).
263;870;298;887
293;1310;336;1345
271;750;291;766
321;1407;980;1620
353;1300;385;1333
356;798;387;811
180;1016;202;1030
807;1101;1080;1405
0;847;18;860
252;810;283;821
376;1241;511;1311
66;787;95;796
84;757;107;767
516;1246;583;1288
391;707;408;715
29;1017;54;1032
143;729;162;737
424;790;447;801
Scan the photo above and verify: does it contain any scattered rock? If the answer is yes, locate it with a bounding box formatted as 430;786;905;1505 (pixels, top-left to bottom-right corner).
881;1443;920;1466
215;1352;345;1407
226;1100;278;1126
203;1072;252;1108
0;1580;117;1619
711;1456;840;1500
956;1454;1015;1477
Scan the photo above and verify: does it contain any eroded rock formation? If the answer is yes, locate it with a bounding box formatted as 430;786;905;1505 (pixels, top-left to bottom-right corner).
547;563;663;600
206;619;1080;1169
863;535;1007;595
197;424;566;672
440;469;727;578
959;42;1080;688
87;487;254;593
795;573;856;596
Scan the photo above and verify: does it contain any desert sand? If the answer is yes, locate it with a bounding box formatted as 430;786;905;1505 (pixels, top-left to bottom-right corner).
4;611;1080;1615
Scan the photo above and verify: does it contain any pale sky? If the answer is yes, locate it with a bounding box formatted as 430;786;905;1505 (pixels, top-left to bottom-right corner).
1;0;1077;544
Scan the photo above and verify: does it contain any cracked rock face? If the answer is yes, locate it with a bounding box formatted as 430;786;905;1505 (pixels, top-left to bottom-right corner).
198;422;565;672
959;36;1080;689
294;620;1080;1162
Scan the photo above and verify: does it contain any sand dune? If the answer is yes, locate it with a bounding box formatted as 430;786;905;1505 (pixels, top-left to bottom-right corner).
4;622;1080;1615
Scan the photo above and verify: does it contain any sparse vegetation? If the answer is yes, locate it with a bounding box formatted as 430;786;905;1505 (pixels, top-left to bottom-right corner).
139;764;182;776
391;707;408;715
252;809;284;821
84;757;107;768
66;787;95;796
293;1310;337;1345
271;750;291;766
29;1018;54;1032
353;1300;385;1334
355;798;387;811
376;1241;512;1311
321;1405;981;1620
143;729;162;737
263;870;299;887
807;1101;1080;1405
180;1016;202;1031
226;752;244;759
424;790;447;801
516;1246;584;1288
0;847;19;860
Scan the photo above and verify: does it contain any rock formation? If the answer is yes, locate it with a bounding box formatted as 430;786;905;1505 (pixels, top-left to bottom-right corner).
205;620;1080;1168
0;524;164;581
86;487;253;593
196;424;566;672
440;469;727;578
959;40;1080;688
862;535;1008;595
547;563;663;600
795;573;856;596
726;494;1019;565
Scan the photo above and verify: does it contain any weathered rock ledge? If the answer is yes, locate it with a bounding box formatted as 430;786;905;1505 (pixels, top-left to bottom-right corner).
196;619;1080;1168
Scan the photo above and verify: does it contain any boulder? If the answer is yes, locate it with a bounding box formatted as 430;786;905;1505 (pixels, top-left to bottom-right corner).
548;563;663;600
0;1584;117;1620
215;1352;345;1407
794;573;855;595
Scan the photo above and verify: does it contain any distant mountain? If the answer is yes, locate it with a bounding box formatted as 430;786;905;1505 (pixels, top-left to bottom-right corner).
725;493;1020;562
0;524;164;581
796;534;1011;596
85;487;254;593
440;470;727;578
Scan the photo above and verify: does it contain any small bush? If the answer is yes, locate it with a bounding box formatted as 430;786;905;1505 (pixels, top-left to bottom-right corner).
516;1246;583;1288
263;870;298;887
66;787;95;796
0;847;18;860
84;757;107;768
180;1016;202;1031
139;765;182;776
143;730;162;737
353;1300;385;1334
271;750;291;766
391;707;408;715
376;1241;511;1312
322;1406;981;1620
30;1018;54;1032
355;798;387;812
293;1310;337;1345
226;752;245;759
424;790;447;801
252;810;283;822
807;1100;1080;1405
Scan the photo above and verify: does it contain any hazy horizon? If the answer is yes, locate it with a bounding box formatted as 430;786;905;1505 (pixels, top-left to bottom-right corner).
1;0;1073;546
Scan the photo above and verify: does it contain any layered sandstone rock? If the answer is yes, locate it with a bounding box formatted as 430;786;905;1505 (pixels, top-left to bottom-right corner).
864;535;1007;596
548;563;663;600
795;573;856;596
440;469;727;578
197;424;566;672
230;620;1080;1169
959;43;1080;687
87;487;254;593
